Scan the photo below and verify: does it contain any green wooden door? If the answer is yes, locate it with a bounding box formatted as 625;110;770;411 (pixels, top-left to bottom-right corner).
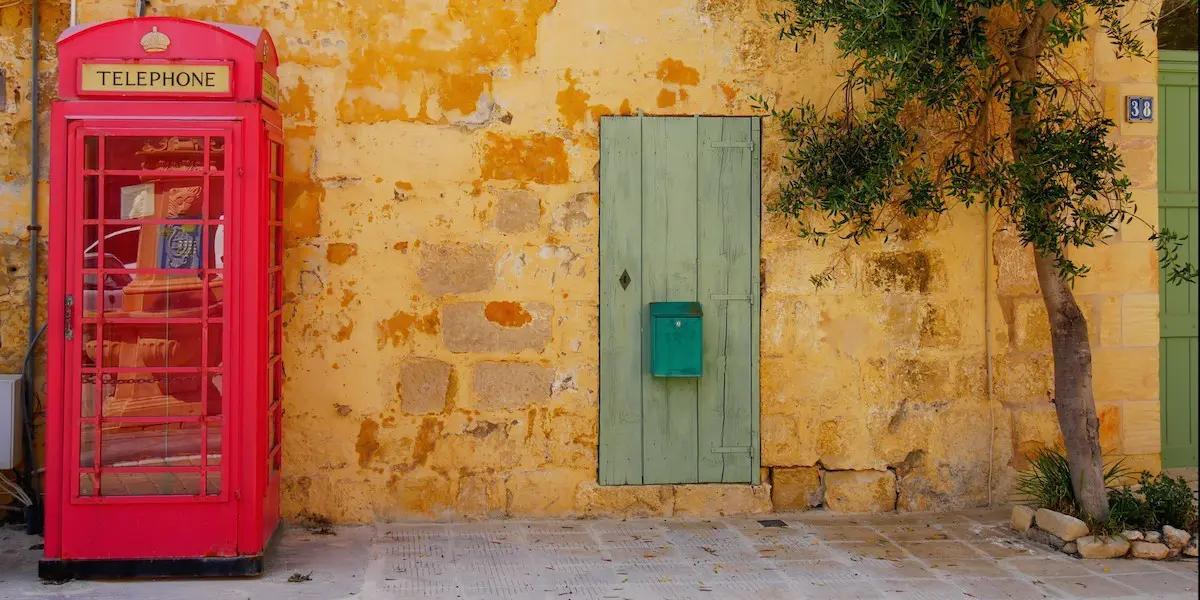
1159;50;1199;468
599;116;761;485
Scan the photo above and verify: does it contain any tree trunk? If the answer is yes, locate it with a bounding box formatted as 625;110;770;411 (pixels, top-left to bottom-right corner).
1033;251;1110;521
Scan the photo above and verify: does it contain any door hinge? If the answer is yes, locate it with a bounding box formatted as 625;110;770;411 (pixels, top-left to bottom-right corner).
64;295;74;340
712;446;752;454
235;489;242;500
710;142;753;149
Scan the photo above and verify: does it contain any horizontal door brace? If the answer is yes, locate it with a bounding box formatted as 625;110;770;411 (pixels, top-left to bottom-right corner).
709;142;753;149
712;446;752;454
711;294;753;303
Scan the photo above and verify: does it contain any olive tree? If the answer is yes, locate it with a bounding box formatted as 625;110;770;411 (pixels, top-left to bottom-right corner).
757;0;1198;520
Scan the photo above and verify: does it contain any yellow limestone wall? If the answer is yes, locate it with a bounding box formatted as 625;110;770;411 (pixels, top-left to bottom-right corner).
0;1;1162;519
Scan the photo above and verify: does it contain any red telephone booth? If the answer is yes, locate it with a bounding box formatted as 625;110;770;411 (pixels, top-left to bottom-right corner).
42;17;284;579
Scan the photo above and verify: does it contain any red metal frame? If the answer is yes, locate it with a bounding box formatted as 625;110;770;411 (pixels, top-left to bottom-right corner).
46;17;282;566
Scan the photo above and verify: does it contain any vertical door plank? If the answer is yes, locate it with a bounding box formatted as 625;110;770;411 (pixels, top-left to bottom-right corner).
641;117;700;484
599;116;644;484
1163;85;1191;193
697;118;755;483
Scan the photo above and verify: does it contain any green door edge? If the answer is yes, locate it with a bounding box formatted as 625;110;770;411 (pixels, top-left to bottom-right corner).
750;118;763;485
1158;49;1199;469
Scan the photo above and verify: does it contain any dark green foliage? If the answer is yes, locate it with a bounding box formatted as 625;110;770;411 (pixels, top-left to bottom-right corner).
1157;0;1199;50
1014;447;1129;514
1106;472;1198;532
1137;471;1198;530
756;0;1199;284
1106;486;1156;530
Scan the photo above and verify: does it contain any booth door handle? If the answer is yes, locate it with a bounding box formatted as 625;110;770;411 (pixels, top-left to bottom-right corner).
64;295;74;340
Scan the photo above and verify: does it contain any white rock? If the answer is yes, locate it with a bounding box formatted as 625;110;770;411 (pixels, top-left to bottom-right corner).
1162;525;1191;550
1121;530;1144;541
1076;535;1130;559
1145;531;1163;543
1130;541;1170;560
1062;542;1078;554
1184;541;1198;558
1011;505;1035;533
1034;508;1089;542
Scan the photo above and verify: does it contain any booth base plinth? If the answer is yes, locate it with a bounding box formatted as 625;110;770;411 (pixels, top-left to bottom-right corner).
38;555;264;580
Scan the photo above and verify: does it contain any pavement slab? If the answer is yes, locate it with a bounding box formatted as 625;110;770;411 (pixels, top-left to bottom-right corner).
1;509;1197;599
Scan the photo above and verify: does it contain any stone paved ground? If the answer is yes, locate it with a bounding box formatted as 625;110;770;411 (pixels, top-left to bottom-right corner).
1;508;1197;599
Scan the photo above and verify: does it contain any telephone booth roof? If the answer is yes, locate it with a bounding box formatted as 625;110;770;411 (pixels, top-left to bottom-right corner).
56;17;279;103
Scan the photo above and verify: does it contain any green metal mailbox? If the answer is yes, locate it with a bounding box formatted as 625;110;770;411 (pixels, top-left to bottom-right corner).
649;302;703;377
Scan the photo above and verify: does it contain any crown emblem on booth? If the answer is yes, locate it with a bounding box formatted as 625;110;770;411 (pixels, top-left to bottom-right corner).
140;26;171;53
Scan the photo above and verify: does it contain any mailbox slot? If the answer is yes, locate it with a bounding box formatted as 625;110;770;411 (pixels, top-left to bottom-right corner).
649;302;703;377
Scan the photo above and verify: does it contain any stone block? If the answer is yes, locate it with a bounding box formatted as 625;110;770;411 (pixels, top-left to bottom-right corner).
823;470;897;514
397;357;453;414
418;243;497;295
1011;505;1035;533
1097;404;1123;454
1010;407;1064;465
1119;189;1159;241
1096;295;1122;348
1162;525;1191;550
1062;541;1077;554
1077;535;1130;559
1092;348;1158;402
575;481;673;518
430;423;524;473
442;302;553;353
473;361;553;410
1120;294;1159;347
1130;541;1169;560
1122;530;1144;541
761;415;805;466
1104;82;1158;137
1034;508;1089;542
494;189;541;233
1115;453;1161;477
993;229;1040;296
1012;297;1052;352
859;250;945;294
673;484;772;516
1094;33;1156;84
993;354;1054;404
771;467;822;511
1121;401;1161;455
457;474;504;519
379;471;453;520
552;192;594;233
1145;531;1162;543
504;469;586;517
1069;241;1158;295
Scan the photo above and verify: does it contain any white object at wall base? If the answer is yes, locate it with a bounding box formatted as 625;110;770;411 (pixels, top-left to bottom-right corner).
0;375;23;471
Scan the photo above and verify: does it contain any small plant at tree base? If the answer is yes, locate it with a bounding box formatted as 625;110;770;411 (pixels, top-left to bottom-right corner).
1014;447;1129;515
1106;485;1155;531
1137;471;1198;531
759;0;1199;521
